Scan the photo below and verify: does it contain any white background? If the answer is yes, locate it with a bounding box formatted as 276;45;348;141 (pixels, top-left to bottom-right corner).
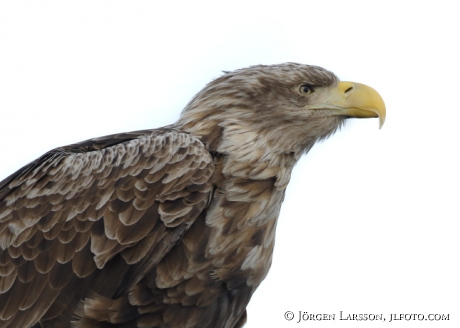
1;1;459;327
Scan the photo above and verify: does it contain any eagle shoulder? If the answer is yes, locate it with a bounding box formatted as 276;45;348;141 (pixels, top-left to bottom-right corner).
0;129;214;327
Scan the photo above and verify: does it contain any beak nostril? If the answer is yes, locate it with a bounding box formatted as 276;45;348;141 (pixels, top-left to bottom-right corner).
344;87;353;94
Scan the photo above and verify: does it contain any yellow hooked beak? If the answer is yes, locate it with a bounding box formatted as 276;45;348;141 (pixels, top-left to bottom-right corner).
305;81;386;129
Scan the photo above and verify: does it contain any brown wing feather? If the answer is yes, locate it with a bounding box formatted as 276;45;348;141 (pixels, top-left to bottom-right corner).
0;129;214;327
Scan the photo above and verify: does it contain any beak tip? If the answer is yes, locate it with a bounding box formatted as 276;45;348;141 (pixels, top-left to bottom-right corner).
378;111;386;129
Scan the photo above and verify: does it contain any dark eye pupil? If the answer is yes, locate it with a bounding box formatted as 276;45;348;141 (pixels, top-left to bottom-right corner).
301;85;312;94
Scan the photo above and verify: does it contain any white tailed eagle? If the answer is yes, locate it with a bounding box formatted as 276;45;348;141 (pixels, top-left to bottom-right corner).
0;63;385;327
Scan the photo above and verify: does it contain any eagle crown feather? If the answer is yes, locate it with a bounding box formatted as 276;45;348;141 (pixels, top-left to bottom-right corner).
177;63;344;157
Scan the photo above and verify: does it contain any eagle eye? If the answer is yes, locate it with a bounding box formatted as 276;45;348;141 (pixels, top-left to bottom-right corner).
299;84;314;96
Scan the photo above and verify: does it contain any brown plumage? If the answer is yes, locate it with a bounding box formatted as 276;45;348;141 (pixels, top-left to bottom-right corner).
0;63;385;328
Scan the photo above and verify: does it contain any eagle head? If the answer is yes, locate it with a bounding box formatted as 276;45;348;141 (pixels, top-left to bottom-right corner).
177;63;385;156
